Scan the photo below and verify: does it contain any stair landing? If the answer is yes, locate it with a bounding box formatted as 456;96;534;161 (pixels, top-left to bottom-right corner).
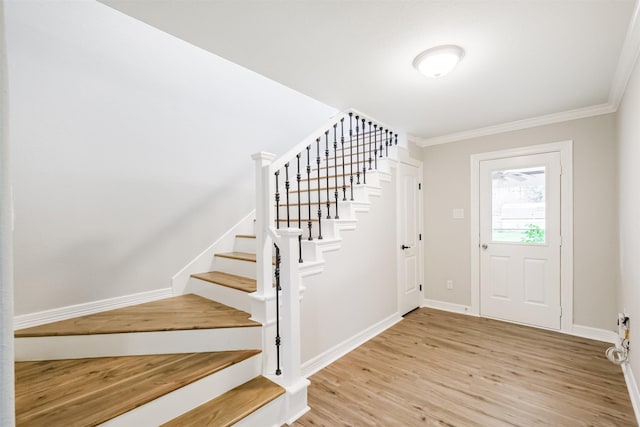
15;294;260;337
15;350;260;427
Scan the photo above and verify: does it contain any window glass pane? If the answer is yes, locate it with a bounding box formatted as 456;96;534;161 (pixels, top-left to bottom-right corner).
492;166;545;243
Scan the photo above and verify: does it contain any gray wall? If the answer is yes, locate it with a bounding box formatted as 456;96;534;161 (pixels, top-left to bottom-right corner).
616;53;640;396
6;0;336;315
421;113;618;330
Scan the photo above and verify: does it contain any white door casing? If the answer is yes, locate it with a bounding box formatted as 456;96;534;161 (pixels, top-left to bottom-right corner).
397;160;422;315
479;152;561;329
470;141;573;333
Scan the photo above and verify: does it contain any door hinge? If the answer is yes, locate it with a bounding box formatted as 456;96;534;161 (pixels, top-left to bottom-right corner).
559;306;563;317
418;183;422;190
419;233;422;241
420;284;423;291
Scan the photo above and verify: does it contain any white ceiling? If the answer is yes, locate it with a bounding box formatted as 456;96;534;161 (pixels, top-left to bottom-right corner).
101;0;640;146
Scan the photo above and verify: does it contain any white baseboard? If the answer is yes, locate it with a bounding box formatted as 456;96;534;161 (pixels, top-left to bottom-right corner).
14;287;173;330
570;324;618;344
301;313;401;378
422;300;618;345
622;362;640;424
422;299;473;315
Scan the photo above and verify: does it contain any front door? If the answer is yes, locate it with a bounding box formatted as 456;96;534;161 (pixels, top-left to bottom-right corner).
479;152;561;329
398;162;421;315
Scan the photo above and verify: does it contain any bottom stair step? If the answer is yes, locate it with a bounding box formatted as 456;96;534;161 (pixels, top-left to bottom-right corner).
15;350;260;426
162;376;285;427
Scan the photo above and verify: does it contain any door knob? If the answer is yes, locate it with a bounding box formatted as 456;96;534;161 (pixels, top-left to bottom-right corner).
401;244;411;250
481;244;488;249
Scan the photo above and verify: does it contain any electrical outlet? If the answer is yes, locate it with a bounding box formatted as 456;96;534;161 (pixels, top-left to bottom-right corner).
446;280;453;290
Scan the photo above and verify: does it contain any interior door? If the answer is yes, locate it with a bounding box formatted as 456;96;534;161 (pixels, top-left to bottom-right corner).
479;152;561;329
398;162;421;315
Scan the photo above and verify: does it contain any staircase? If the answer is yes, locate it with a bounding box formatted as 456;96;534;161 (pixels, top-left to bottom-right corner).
13;109;399;426
14;232;287;426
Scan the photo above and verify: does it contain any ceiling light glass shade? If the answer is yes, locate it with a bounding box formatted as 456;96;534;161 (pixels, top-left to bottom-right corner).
413;45;465;78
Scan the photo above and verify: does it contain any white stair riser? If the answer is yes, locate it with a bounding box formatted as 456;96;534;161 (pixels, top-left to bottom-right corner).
186;277;252;312
214;256;260;279
15;327;261;361
234;236;257;253
102;354;262;427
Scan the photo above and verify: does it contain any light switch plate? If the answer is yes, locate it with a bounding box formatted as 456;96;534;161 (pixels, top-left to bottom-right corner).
452;208;465;219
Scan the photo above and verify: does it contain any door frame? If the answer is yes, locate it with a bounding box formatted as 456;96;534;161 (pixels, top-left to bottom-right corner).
470;141;573;333
395;149;424;314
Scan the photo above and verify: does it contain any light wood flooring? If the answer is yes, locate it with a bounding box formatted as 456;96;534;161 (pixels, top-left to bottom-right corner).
295;308;636;426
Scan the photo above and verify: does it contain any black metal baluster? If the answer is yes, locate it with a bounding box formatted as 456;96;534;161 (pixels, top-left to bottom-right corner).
341;118;347;201
274;242;281;376
275;170;280;227
284;162;290;228
395;133;398;145
296;153;303;263
362;118;367;184
355;115;361;185
333;124;340;219
373;124;378;169
316;138;323;239
385;129;389;157
324;131;331;219
306;145;313;241
368;121;373;171
349;113;354;201
379;126;383;159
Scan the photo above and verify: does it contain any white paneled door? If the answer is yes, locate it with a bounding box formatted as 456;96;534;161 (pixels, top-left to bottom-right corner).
398;162;421;316
479;152;562;329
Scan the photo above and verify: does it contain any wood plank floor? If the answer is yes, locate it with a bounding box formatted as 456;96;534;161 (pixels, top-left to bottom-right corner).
15;294;260;337
294;308;636;426
15;350;260;426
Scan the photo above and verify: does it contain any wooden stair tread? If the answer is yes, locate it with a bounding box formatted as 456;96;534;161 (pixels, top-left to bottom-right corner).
161;376;285;427
215;251;276;265
191;271;257;293
235;234;256;239
15;350;260;427
15;294;260;337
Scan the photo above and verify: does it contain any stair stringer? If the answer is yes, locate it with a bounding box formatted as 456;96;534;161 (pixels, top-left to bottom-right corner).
258;157;399;425
295;164;396;277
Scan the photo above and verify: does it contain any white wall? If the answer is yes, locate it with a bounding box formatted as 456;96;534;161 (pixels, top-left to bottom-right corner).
616;54;640;397
422;114;618;330
0;1;15;424
5;0;336;315
300;178;397;367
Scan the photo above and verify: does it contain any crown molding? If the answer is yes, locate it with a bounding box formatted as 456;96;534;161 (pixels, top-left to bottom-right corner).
410;102;616;147
410;0;640;149
609;0;640;110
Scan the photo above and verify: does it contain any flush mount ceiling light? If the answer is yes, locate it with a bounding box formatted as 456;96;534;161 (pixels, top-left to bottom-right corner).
413;45;465;78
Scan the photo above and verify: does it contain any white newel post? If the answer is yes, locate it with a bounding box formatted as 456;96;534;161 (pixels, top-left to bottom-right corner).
275;228;309;424
250;152;278;375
